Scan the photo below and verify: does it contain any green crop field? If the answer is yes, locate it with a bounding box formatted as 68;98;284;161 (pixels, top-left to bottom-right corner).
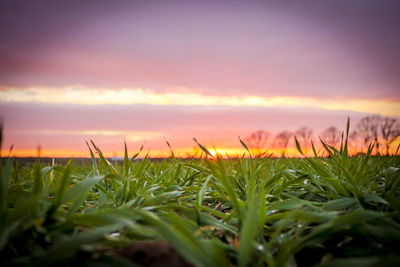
1;130;400;266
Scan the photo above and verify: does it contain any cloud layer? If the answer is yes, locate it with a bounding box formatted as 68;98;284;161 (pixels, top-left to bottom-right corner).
1;87;399;116
1;1;400;99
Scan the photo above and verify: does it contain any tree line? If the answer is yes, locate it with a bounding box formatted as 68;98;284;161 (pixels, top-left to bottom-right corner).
244;115;400;156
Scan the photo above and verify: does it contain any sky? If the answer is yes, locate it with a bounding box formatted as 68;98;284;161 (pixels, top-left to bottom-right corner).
0;0;399;157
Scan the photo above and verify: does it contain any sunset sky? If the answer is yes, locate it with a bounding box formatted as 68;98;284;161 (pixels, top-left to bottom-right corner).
1;0;400;157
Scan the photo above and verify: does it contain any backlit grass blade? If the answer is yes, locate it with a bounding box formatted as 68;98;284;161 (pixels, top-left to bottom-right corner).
165;138;175;158
90;140;118;174
123;139;129;176
86;140;98;173
193;137;214;158
343;117;350;156
295;136;304;156
311;140;318;157
239;136;252;158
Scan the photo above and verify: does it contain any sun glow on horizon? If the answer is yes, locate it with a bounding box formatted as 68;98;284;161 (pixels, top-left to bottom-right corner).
4;140;399;159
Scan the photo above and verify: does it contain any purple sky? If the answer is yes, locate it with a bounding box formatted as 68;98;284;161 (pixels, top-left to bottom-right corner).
0;0;399;156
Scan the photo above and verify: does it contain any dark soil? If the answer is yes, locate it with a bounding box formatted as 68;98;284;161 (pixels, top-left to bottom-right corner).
107;241;194;267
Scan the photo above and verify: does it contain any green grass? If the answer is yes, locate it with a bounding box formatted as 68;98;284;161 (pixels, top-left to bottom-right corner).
1;133;400;266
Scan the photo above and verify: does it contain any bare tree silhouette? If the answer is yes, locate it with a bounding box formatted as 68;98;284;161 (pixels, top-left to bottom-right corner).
295;127;313;151
321;126;341;146
348;130;360;153
274;131;293;153
380;117;400;155
244;130;270;154
356;116;381;153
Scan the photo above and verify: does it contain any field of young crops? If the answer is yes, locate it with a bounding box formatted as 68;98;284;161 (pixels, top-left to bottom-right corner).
1;136;400;266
